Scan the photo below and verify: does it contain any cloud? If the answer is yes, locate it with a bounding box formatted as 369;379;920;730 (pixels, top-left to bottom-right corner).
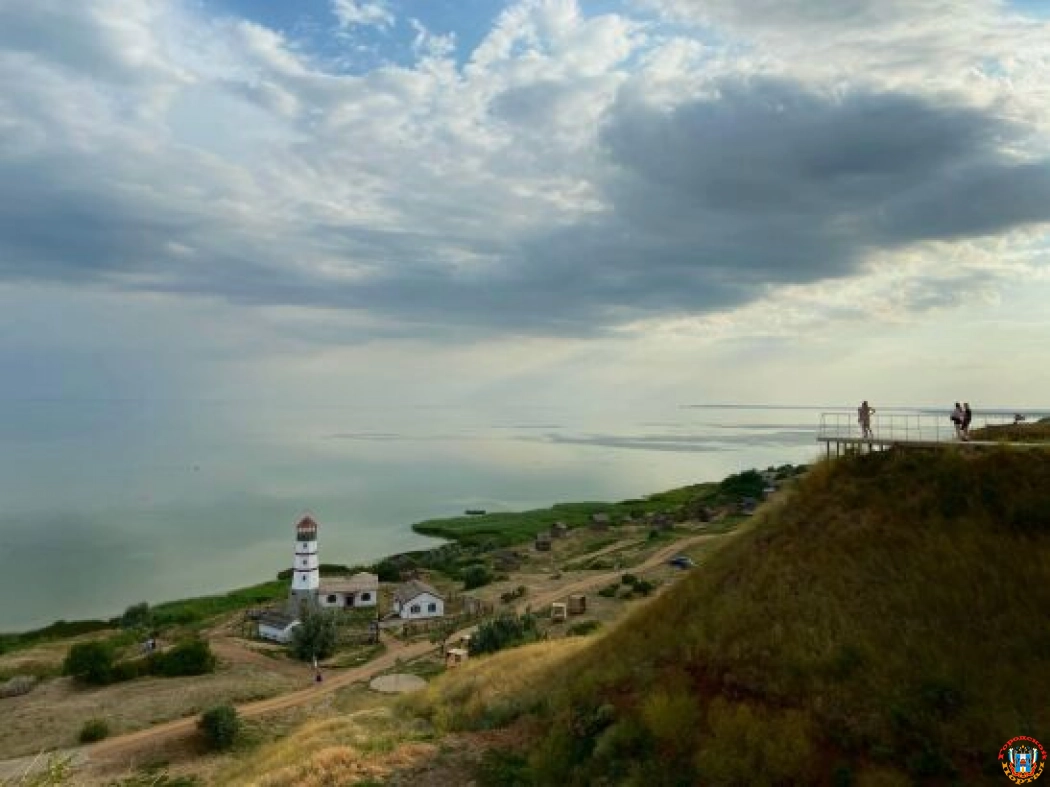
0;0;1049;343
331;0;395;31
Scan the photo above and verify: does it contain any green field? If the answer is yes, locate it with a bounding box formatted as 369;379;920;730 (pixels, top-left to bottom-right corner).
409;467;789;547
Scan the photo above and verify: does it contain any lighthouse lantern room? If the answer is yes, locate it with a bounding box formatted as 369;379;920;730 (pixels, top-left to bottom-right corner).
289;515;320;615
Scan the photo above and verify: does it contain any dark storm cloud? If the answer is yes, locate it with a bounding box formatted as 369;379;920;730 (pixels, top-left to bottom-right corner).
2;75;1050;336
340;79;1050;332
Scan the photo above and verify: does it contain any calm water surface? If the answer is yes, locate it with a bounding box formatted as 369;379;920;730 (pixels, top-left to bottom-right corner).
0;401;833;630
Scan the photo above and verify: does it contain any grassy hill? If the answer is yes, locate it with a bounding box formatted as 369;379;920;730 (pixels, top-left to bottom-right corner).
408;448;1050;785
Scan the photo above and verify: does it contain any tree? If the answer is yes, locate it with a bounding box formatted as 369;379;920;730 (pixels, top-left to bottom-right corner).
78;718;110;743
63;641;115;685
374;559;401;583
198;704;240;750
291;608;338;661
120;602;151;629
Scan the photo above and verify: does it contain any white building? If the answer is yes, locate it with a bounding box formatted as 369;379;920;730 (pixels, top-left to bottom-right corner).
319;572;379;609
289;515;320;615
393;580;445;620
257;611;301;644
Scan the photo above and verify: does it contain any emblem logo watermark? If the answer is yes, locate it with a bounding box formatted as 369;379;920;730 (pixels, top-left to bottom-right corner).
1000;736;1045;783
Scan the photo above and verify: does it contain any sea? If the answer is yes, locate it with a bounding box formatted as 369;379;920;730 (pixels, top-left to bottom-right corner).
0;401;1037;631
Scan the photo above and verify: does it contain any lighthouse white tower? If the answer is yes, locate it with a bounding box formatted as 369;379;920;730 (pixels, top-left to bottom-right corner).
288;515;320;616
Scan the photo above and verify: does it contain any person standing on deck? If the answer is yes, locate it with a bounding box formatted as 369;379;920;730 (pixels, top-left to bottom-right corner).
962;403;973;441
951;403;964;439
858;401;875;439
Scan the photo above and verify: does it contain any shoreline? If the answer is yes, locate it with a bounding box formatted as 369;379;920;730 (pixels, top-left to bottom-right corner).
1;464;802;645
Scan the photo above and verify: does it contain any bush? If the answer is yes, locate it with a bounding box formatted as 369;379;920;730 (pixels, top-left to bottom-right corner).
632;580;655;597
63;641;115;685
78;718;110;743
620;574;639;587
120;602;152;629
374;559;402;583
597;584;619;598
291;609;338;661
469;613;539;657
198;704;240;751
567;621;602;637
718;469;765;500
153;638;216;677
461;564;494;590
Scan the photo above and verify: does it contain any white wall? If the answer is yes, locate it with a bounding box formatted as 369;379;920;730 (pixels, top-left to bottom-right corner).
318;589;378;608
396;592;444;620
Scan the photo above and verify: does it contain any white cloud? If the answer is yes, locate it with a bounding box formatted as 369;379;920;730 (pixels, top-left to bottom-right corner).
0;0;1049;406
331;0;395;31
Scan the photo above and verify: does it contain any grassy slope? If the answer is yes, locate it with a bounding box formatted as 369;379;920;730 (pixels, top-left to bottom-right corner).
412;449;1050;786
969;418;1050;444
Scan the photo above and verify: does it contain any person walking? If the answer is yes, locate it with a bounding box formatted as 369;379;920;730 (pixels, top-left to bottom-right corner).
858;400;875;439
962;403;973;441
950;403;964;440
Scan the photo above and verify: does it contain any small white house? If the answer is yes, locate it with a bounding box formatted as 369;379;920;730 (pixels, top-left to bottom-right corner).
258;611;301;644
319;572;379;610
393;579;445;620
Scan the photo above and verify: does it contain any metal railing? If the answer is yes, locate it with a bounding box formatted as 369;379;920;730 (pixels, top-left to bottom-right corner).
817;411;1016;443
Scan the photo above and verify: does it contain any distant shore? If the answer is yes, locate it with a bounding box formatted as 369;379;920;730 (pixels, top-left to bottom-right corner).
1;463;803;647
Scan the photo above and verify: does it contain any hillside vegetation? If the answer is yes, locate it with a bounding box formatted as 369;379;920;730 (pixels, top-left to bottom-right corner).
409;448;1050;785
970;416;1050;444
411;467;797;547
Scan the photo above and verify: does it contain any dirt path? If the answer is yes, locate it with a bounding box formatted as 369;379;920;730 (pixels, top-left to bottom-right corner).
7;532;720;777
523;533;716;611
82;631;430;769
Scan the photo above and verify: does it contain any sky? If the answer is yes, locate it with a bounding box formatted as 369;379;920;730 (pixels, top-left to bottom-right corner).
2;0;1050;414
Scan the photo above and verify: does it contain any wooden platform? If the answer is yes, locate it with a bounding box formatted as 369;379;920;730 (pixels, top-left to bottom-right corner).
818;436;1049;458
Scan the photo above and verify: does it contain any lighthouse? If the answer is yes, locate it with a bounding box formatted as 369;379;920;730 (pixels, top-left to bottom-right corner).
288;515;320;616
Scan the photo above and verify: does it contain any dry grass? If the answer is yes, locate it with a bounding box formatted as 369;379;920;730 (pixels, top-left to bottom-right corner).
401;637;589;733
0;661;298;759
407;449;1050;785
970;419;1050;443
216;707;435;786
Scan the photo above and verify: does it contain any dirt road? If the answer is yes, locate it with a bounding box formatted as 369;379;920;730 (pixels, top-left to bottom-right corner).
521;532;716;611
84;631;431;768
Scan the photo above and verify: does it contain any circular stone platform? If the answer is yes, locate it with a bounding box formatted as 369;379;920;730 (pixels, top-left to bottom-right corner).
369;673;427;694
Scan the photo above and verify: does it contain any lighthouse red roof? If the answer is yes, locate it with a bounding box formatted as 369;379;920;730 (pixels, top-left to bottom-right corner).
296;515;319;533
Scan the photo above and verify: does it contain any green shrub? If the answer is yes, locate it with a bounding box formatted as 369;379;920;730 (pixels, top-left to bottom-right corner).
198;704;240;751
632;580;655;596
718;469;765;499
597;584;619;598
78;718;110;743
469;614;538;656
620;574;638;587
375;559;403;583
63;641;115;685
120;602;152;629
291;609;338;661
153;638;216;677
462;564;494;590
